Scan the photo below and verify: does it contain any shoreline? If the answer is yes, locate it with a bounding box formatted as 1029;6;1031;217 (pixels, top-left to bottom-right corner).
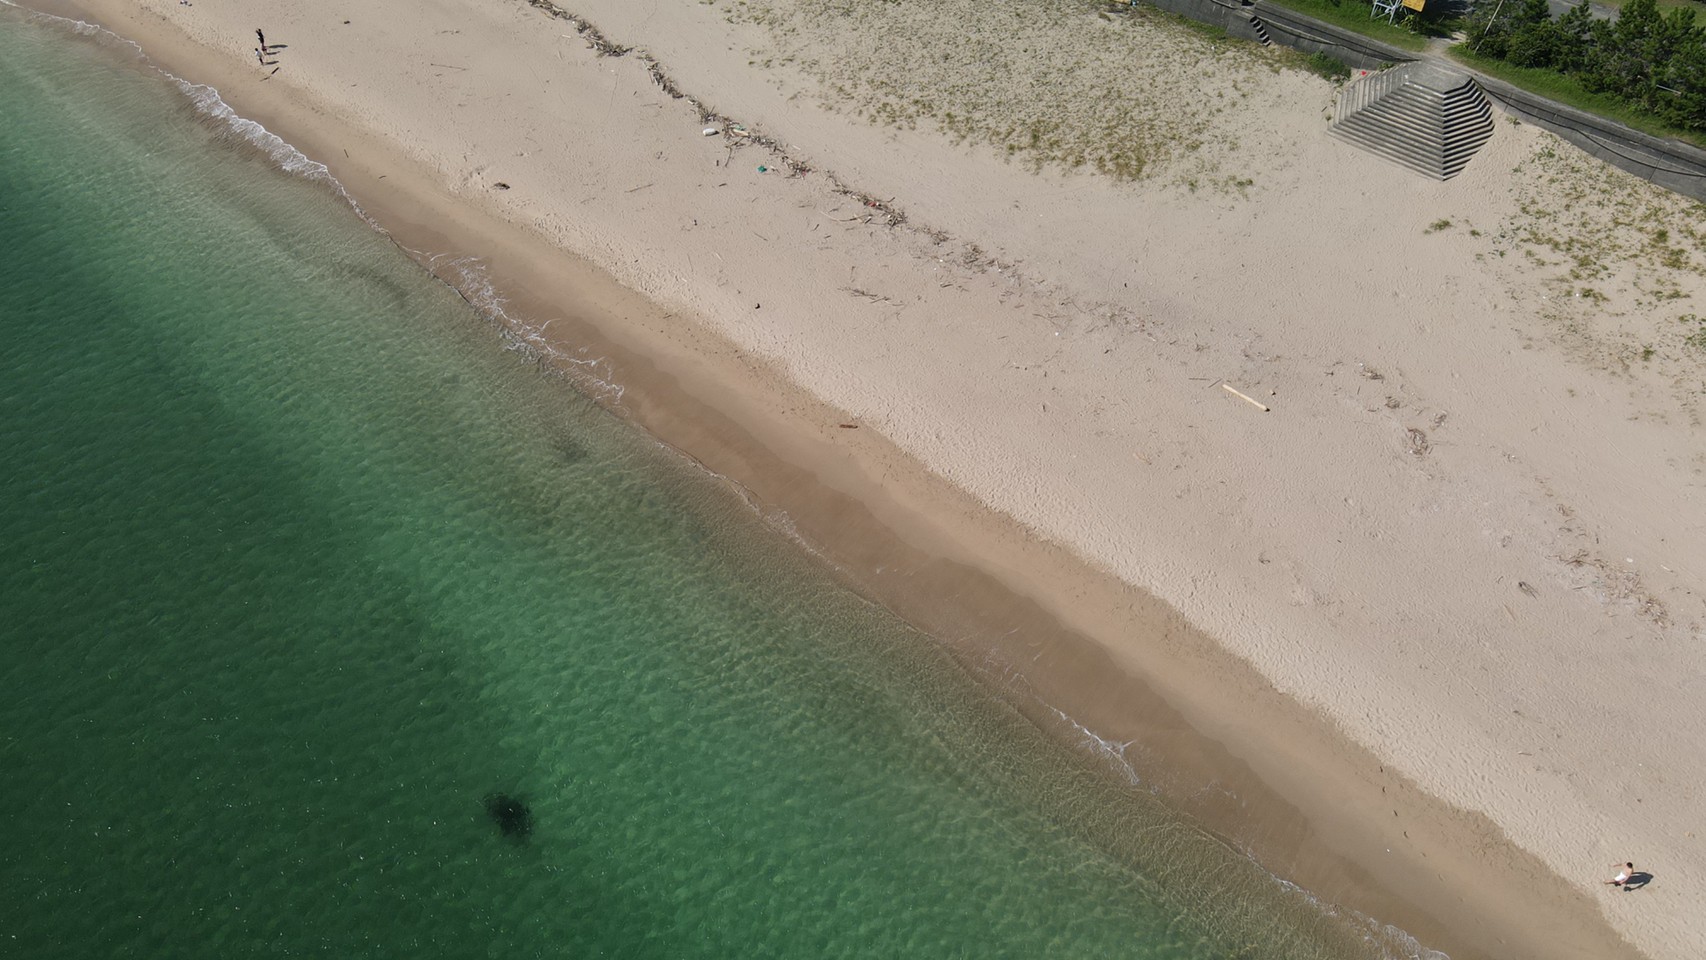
17;0;1700;957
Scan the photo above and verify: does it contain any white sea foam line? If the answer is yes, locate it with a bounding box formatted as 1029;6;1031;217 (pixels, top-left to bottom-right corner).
2;0;611;395
1032;692;1450;960
694;472;1452;960
655;442;848;576
0;0;107;38
2;4;827;549
416;251;627;405
168;78;390;234
1269;874;1451;960
623;417;1450;958
1047;703;1146;788
175;81;331;180
1;1;383;224
401;252;847;563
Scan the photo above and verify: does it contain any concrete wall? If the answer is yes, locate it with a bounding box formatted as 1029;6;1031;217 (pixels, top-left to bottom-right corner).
1245;2;1415;71
1142;0;1247;32
1471;74;1706;203
1141;0;1417;70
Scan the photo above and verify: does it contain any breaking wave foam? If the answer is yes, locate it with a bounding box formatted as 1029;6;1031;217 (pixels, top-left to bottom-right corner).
5;0;629;409
174;80;335;182
1032;693;1449;960
4;3;365;210
419;252;626;405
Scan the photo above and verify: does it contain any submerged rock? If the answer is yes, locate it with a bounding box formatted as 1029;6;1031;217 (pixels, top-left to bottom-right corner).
484;793;533;840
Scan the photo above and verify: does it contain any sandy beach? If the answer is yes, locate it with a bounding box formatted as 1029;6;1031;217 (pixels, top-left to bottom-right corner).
20;0;1705;956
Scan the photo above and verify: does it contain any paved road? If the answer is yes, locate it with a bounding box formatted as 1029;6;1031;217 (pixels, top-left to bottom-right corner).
1434;0;1617;23
1544;0;1618;20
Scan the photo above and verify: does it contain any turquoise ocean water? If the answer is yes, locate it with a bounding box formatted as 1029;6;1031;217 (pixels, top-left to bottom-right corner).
0;10;1436;959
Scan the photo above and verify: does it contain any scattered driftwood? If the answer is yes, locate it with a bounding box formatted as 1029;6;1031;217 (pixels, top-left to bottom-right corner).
525;0;631;56
829;186;906;227
1221;382;1270;412
846;287;894;304
524;0;1016;277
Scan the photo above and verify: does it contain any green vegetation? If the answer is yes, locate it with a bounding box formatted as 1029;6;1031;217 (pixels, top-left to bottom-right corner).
1450;46;1706;147
1303;50;1354;79
1590;0;1701;14
1261;0;1442;51
1463;0;1706;135
1686;314;1706;351
1159;8;1232;41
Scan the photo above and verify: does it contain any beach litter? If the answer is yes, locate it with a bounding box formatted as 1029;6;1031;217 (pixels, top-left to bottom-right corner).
1221;382;1270;412
702;126;720;136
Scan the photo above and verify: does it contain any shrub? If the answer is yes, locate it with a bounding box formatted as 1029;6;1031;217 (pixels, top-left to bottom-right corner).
1466;0;1706;132
1305;51;1352;80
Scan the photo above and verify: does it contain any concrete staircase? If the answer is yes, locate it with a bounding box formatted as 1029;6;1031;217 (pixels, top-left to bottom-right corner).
1330;63;1494;179
1247;14;1273;46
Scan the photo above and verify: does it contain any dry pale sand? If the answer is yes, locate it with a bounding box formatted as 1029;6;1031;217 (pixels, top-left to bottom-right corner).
22;0;1706;956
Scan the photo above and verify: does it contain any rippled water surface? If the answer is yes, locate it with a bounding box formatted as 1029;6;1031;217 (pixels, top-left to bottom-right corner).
1;10;1427;959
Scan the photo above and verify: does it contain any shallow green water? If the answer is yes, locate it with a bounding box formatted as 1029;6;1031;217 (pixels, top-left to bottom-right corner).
0;10;1430;959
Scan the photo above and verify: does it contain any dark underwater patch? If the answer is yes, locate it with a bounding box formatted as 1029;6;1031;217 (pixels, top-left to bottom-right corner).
484;793;533;840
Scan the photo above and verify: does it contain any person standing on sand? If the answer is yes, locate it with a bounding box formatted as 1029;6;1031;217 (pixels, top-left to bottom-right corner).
254;47;265;67
1605;862;1635;886
255;28;266;54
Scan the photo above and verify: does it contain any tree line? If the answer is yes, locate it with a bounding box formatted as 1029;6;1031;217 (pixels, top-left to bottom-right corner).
1468;0;1706;134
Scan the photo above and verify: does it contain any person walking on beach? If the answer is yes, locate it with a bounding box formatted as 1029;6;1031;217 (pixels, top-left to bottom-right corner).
254;47;265;66
1605;862;1635;886
255;28;267;54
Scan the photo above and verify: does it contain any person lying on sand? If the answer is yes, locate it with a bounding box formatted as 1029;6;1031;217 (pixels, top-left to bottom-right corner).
1605;862;1635;886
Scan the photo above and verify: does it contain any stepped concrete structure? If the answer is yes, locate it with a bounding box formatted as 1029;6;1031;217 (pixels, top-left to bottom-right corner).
1330;63;1495;180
